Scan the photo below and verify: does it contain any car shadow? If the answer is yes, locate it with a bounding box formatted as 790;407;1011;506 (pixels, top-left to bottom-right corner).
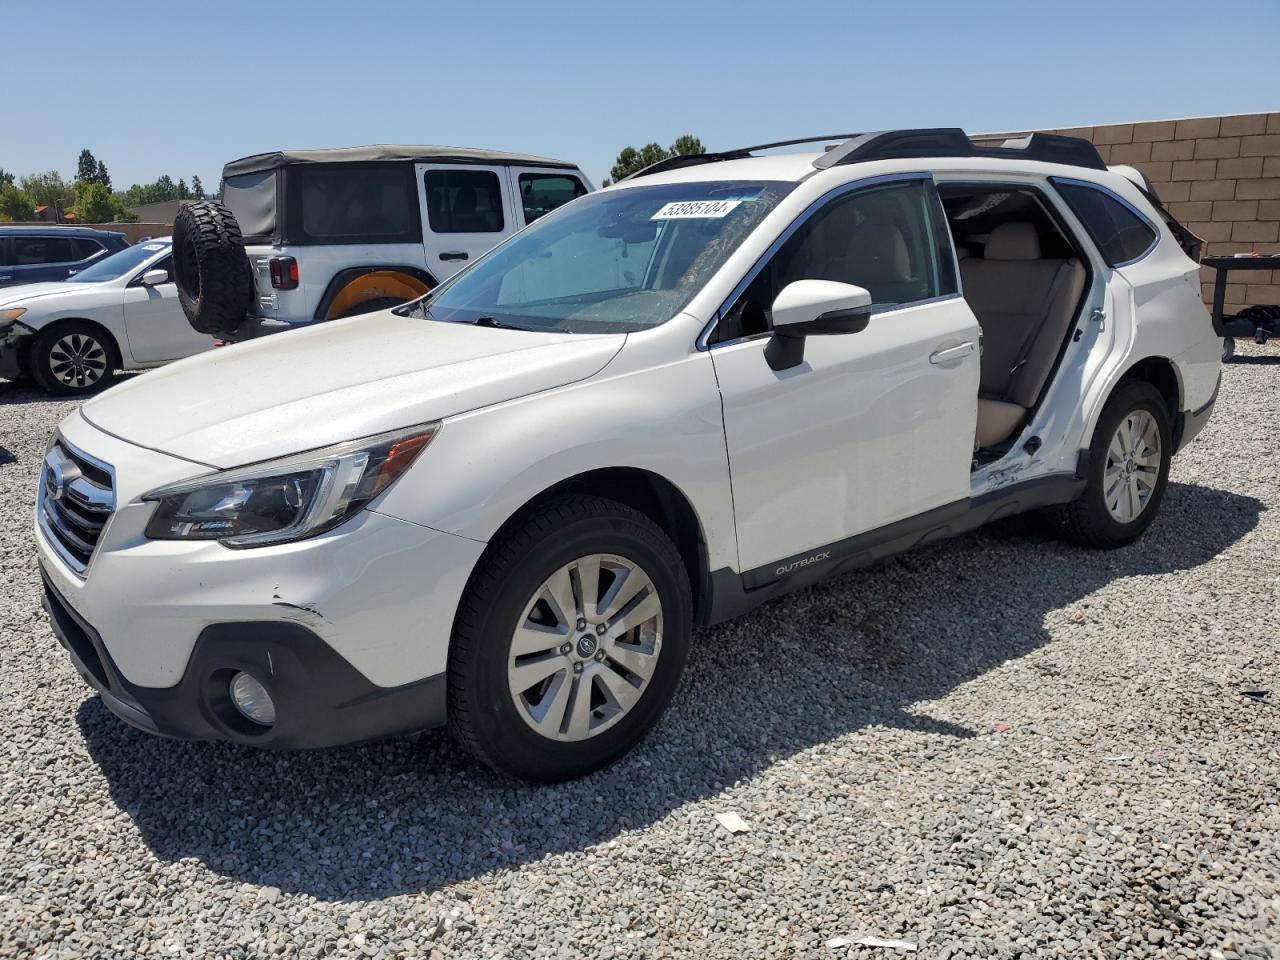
1225;353;1280;365
75;480;1262;901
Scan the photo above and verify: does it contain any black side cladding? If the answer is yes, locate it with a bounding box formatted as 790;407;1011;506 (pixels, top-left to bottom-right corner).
172;200;254;339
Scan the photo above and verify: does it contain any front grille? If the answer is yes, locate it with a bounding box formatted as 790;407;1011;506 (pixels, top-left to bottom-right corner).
38;440;115;576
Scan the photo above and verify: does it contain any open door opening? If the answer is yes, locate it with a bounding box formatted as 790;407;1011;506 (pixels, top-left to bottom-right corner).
938;183;1093;457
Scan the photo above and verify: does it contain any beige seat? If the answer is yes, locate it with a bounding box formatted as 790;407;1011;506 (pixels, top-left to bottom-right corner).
960;222;1087;447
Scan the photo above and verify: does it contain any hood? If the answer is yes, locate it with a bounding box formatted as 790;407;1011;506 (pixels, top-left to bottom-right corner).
0;282;92;308
81;311;625;468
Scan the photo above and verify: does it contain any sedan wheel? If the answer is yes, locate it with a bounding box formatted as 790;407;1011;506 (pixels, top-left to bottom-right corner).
1103;409;1161;523
508;553;663;742
49;332;109;390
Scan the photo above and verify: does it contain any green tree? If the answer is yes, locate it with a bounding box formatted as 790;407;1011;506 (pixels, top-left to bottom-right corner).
77;149;102;184
191;175;205;200
18;170;74;208
177;178;190;200
0;168;14;188
74;180;118;223
605;134;706;185
94;159;111;190
0;184;36;222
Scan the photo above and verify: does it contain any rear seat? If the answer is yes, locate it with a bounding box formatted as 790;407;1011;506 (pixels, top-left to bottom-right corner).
960;222;1087;447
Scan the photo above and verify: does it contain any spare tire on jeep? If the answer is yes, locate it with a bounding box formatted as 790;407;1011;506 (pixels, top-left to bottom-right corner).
172;200;253;339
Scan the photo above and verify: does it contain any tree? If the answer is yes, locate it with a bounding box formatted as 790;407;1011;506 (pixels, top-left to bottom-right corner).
177;178;190;200
0;184;35;222
77;149;102;184
191;175;205;200
95;159;111;190
19;170;74;208
605;134;706;185
74;180;118;223
0;168;14;188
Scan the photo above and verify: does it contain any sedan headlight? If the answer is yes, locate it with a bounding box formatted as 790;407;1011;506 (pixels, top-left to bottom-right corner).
0;307;27;331
142;423;438;547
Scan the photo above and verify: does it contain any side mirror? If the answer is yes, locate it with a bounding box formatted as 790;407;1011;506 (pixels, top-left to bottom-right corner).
764;280;873;371
140;269;169;287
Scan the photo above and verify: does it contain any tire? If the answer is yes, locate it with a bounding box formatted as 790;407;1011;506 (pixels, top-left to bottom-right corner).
448;495;693;782
329;296;406;321
172;200;253;338
1050;380;1172;548
1222;337;1235;362
28;321;119;396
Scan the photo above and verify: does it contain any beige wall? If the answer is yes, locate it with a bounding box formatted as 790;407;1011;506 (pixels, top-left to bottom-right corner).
1041;114;1280;314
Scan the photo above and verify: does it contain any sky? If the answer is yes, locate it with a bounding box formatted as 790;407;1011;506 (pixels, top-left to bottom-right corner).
4;0;1278;191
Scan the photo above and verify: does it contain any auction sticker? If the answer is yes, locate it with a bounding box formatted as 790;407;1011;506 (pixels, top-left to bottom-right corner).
651;199;742;220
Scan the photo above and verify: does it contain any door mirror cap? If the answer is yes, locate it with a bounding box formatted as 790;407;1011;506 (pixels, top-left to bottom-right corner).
140;269;169;287
766;280;873;370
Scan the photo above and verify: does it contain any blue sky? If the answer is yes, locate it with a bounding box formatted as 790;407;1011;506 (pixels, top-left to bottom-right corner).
6;0;1278;190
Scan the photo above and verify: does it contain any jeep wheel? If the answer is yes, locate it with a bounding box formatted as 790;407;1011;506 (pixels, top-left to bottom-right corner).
172;200;253;339
29;321;118;396
1050;380;1172;548
448;495;692;781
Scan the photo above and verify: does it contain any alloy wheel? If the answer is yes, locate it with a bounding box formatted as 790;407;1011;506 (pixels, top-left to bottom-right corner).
48;333;108;389
507;553;663;742
1104;409;1161;523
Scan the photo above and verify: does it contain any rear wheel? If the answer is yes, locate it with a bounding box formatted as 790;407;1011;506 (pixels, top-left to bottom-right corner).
1050;380;1172;548
448;495;692;781
172;200;253;339
29;321;118;396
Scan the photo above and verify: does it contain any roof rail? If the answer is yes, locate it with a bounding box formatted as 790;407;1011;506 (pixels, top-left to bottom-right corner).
623;127;1107;182
813;128;1106;171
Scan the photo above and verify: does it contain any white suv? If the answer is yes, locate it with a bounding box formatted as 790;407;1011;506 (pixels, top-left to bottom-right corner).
37;129;1221;781
172;145;591;341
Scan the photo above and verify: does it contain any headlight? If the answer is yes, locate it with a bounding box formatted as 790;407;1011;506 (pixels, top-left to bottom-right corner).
142;423;438;546
0;307;27;330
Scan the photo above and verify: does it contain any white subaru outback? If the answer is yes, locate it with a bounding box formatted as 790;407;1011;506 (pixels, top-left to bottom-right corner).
37;129;1221;781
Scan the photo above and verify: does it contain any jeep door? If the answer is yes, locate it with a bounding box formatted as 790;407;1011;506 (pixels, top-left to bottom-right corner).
416;164;517;280
709;176;981;577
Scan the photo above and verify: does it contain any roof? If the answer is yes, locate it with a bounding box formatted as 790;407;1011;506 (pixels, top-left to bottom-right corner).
0;225;125;237
224;144;576;177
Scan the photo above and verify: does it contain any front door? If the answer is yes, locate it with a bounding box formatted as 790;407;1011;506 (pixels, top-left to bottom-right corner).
415;163;516;280
122;255;213;362
710;176;981;577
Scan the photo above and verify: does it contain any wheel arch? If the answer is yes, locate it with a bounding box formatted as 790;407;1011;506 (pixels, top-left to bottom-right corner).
29;316;123;368
314;265;437;321
475;466;712;627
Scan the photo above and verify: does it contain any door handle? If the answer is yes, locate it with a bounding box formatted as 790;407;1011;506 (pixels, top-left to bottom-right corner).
439;251;469;262
929;341;975;365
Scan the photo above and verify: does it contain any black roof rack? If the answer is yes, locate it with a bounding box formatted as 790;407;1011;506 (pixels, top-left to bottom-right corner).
813;128;1106;170
624;127;1107;182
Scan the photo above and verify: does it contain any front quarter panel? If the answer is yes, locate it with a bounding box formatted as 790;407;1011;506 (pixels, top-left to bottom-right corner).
372;320;739;574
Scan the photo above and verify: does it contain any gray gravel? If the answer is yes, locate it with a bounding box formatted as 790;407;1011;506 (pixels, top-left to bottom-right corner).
2;348;1278;960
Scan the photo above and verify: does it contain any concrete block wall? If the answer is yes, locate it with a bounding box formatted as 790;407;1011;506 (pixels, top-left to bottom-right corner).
1045;113;1280;314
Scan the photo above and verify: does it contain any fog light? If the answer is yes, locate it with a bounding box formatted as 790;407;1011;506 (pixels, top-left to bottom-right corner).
229;672;276;726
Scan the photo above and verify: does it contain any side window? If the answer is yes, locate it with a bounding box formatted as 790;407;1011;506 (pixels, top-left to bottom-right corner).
719;180;952;342
425;170;504;233
294;164;418;243
72;239;104;261
14;236;80;265
1053;181;1157;266
518;173;588;224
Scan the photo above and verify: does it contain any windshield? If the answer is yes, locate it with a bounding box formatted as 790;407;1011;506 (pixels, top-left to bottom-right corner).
416;180;795;333
67;241;169;283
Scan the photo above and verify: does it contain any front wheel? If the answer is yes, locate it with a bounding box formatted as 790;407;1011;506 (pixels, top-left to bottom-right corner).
447;495;693;781
29;322;118;396
1050;380;1172;548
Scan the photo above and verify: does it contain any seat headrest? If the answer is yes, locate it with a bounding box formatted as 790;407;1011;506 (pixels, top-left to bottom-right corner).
984;222;1041;261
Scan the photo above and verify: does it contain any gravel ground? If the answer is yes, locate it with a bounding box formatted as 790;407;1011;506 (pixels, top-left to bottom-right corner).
1;347;1278;960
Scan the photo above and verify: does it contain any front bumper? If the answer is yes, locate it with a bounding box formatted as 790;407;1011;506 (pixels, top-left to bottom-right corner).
43;568;447;748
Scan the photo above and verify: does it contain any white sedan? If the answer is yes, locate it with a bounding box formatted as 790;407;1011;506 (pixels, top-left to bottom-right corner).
0;239;214;396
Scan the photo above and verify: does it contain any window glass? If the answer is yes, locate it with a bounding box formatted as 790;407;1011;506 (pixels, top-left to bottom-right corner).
72;239;104;261
1054;182;1157;266
518;173;588;223
13;236;80;265
293;165;417;243
425;170;504;233
719;180;946;341
68;242;170;283
419;180;795;334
